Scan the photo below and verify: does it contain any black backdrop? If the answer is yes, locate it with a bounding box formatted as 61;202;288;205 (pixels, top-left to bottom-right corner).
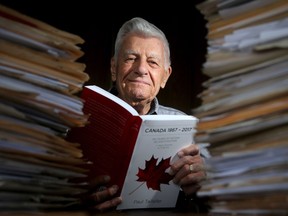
1;1;208;114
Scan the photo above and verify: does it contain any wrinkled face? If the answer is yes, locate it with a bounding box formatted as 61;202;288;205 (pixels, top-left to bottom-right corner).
111;34;171;109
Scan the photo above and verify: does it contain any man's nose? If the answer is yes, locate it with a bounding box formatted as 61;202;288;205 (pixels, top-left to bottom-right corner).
134;59;148;75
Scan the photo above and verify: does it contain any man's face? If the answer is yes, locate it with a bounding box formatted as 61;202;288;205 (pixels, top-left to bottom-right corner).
111;34;171;108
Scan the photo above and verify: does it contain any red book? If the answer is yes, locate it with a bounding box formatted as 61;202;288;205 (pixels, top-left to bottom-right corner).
67;85;198;209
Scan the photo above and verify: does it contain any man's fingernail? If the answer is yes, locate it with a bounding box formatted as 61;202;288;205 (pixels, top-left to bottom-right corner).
111;185;119;194
169;169;175;175
177;151;184;157
104;175;111;182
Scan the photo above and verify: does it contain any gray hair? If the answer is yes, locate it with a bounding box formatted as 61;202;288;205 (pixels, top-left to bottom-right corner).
113;17;171;70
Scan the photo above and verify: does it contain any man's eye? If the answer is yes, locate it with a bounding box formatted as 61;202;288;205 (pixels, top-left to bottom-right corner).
126;57;135;62
149;61;158;66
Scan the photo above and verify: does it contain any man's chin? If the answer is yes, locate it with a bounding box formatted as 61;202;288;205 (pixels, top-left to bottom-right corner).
127;87;148;97
129;92;150;102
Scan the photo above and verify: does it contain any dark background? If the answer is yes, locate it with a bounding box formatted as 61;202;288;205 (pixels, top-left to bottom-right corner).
1;1;208;114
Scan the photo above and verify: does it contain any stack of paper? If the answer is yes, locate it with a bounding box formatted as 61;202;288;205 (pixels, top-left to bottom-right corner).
193;0;288;215
0;4;90;211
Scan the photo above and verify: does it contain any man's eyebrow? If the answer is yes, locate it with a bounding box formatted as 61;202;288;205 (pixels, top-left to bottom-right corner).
124;50;138;55
123;50;161;62
148;53;161;61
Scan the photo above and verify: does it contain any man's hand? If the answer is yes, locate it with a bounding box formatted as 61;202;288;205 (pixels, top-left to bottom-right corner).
169;144;206;195
81;175;122;212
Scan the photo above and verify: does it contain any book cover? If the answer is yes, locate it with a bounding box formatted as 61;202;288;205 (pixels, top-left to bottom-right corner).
66;85;199;210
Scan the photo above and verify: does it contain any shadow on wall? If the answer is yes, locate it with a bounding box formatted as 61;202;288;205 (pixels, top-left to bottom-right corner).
1;1;208;114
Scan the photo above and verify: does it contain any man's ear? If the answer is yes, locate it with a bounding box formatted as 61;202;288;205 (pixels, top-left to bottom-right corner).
110;57;116;82
161;66;172;88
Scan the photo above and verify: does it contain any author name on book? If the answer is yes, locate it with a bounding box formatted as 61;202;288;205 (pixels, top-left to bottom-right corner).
133;199;162;204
